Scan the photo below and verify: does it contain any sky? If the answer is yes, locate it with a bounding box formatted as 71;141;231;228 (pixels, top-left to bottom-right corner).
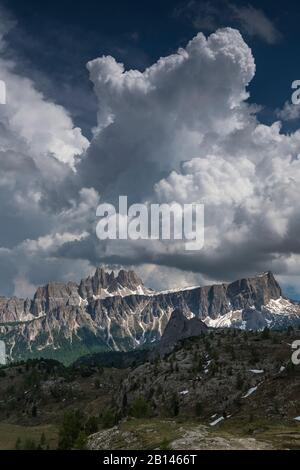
1;0;300;298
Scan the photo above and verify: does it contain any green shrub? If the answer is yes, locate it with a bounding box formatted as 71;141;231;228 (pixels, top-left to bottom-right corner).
129;396;150;418
261;327;270;340
236;373;244;390
58;409;84;450
168;393;179;417
85;416;99;435
101;409;118;429
74;431;87;450
195;402;203;417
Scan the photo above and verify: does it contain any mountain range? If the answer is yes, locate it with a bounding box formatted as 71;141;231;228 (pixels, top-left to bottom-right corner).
0;268;300;363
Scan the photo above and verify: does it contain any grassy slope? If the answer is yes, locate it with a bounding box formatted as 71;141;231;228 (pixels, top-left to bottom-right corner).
0;423;58;450
1;329;300;450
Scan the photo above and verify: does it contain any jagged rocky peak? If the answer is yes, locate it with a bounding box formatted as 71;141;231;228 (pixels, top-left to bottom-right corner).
94;267;115;287
92;267;114;293
1;268;299;364
79;268;110;298
115;269;143;290
226;271;282;310
190;271;282;320
78;266;148;299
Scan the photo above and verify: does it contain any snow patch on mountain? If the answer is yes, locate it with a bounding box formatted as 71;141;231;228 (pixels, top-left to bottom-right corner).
91;284;154;300
243;386;258;398
263;297;300;315
203;310;244;328
210;416;224;426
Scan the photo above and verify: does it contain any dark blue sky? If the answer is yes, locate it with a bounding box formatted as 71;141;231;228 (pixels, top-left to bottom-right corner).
2;0;300;137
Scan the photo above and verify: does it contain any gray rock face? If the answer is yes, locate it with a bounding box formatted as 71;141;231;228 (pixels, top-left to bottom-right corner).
32;282;80;315
226;271;282;310
157;309;208;357
0;296;32;323
78;268;146;299
0;268;299;362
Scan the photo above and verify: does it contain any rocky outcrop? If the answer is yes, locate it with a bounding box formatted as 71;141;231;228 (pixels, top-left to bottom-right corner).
157;308;208;357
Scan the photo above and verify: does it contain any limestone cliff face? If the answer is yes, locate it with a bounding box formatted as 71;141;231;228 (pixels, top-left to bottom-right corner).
0;297;32;323
226;271;282;310
0;269;298;363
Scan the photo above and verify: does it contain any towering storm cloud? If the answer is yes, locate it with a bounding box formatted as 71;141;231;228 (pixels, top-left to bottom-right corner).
81;29;255;200
1;20;300;296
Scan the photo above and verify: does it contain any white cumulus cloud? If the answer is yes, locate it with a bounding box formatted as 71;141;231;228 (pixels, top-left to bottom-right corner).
1;20;300;297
